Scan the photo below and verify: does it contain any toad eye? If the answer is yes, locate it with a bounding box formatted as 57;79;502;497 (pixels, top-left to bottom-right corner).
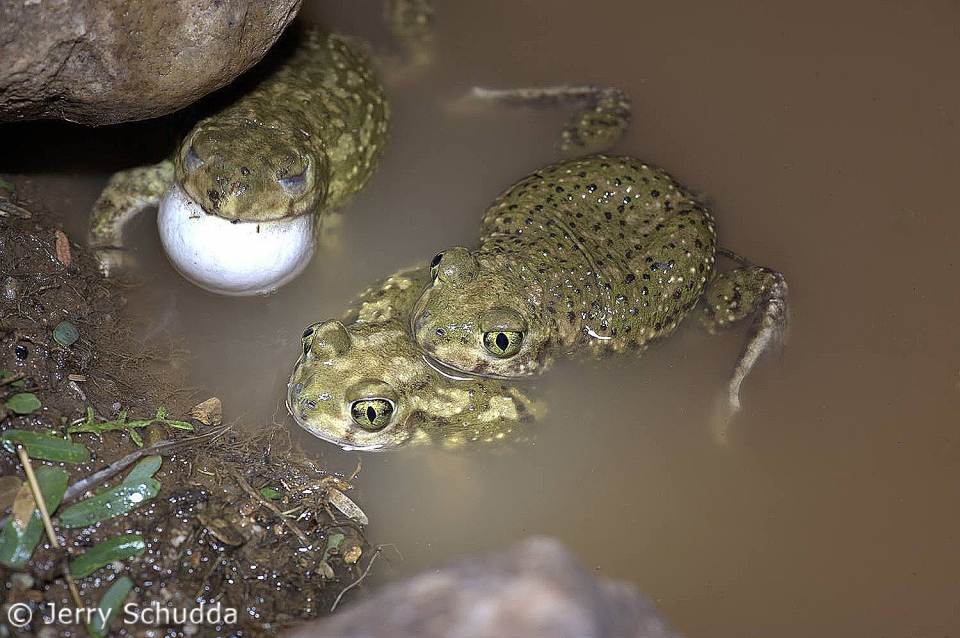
279;170;308;196
300;322;321;354
429;251;445;282
184;145;204;171
349;398;395;430
482;331;523;357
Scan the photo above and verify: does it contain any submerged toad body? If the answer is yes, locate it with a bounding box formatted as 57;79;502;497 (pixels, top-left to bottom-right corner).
89;28;389;295
413;155;789;412
287;265;543;450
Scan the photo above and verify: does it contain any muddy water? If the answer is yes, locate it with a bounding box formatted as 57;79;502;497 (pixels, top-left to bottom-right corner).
5;0;959;635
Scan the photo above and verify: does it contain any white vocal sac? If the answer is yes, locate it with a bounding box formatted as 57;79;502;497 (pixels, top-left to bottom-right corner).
157;183;316;296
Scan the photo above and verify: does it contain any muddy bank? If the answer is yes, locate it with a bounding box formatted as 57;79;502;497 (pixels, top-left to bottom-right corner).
0;179;371;637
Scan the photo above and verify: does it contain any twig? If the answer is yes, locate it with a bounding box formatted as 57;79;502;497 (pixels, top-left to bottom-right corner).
62;425;231;504
15;444;84;610
330;546;382;612
347;457;362;482
232;471;312;548
193;553;223;601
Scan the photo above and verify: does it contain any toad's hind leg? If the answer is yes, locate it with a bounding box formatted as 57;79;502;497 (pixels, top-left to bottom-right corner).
88;160;174;276
467;84;632;154
700;260;790;415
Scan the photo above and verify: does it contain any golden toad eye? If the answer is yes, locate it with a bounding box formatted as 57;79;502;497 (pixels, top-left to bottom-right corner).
429;251;445;282
482;331;523;357
350;398;395;430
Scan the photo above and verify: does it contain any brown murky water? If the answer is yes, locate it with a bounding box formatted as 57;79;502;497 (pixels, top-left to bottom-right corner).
5;1;959;635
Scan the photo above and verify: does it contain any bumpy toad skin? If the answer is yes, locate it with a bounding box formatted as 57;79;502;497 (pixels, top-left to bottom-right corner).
413;155;717;376
412;155;789;410
173;29;387;223
287;265;544;451
88;28;389;295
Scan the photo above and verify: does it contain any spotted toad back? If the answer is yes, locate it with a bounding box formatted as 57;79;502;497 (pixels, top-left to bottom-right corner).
412;155;717;377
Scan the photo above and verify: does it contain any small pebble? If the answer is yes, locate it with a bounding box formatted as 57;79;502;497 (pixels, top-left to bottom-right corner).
343;545;362;564
3;276;20;300
54;229;72;266
189;397;223;426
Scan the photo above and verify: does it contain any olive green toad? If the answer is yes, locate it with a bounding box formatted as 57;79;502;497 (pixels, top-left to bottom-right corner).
412;155;789;413
89;28;389;296
287;264;544;450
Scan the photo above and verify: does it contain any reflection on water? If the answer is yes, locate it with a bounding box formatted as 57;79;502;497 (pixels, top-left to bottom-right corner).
5;0;959;635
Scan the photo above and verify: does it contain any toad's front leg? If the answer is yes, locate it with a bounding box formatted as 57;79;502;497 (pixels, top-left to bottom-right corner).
88;160;174;276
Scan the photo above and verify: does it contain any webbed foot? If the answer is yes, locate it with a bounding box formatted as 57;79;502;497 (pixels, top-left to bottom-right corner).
701;262;790;417
94;248;138;278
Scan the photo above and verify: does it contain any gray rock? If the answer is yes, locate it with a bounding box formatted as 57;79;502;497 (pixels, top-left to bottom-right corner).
0;0;301;126
286;537;683;638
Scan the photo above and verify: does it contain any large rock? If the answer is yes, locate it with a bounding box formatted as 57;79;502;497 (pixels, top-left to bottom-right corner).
0;0;301;126
285;537;683;638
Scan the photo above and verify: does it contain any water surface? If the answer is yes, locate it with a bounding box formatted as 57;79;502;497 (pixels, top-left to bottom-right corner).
5;1;959;635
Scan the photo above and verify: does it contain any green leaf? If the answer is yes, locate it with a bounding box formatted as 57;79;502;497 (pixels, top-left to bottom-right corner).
327;533;345;549
0;177;14;191
88;576;133;638
53;321;79;347
4;393;41;415
321;532;346;563
10;380;24;388
66;406;193;442
59;479;160;528
123;456;161;485
70;535;146;578
0;467;69;568
1;429;92;463
166;419;194;431
259;487;282;500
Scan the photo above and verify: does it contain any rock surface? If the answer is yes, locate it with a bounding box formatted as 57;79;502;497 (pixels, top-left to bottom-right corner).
0;0;301;126
285;537;683;638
